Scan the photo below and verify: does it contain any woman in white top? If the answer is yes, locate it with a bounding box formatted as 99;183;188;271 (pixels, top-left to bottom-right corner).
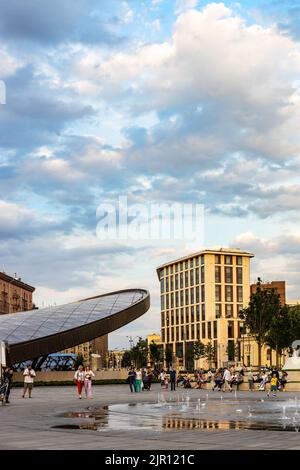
74;365;85;399
135;368;142;392
84;366;95;398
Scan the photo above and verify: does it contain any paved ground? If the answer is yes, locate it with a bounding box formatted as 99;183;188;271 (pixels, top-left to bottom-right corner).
1;384;300;450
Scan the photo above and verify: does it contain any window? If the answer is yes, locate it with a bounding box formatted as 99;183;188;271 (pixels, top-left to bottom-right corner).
190;270;194;286
166;277;169;292
202;322;206;339
201;284;205;302
175;264;178;273
185;271;189;287
175;291;179;307
160;270;165;279
196;286;200;303
181;326;185;340
215;285;221;302
185;260;188;269
176;309;179;324
170;265;173;274
176;326;179;341
161;278;164;293
185;289;189;305
161;312;165;326
201;266;205;283
236;267;243;284
171;327;174;342
228;321;234;338
180;262;183;271
201;255;205;265
196;257;199;267
225;304;233;318
238;322;244;337
161;295;165;310
171;293;174;308
181;308;184;324
237;286;243;303
170;276;174;291
170;310;174;325
237;304;243;317
201;303;205;321
215;266;221;283
225;266;233;283
190;259;194;268
166;313;170;325
225;285;233;302
215;254;221;264
225;255;232;265
197;323;201;339
215;303;222;318
162;329;165;342
196;305;200;321
186;325;190;340
195;268;199;284
208;322;212;339
175;274;179;290
236;256;243;266
191;306;195;323
180;290;184;306
213;321;217;338
180;273;183;289
166;294;169;309
185;307;189;323
190;288;194;304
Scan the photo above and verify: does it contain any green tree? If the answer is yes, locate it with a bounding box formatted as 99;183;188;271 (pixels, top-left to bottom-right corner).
165;346;173;368
74;353;84;369
130;337;148;368
265;305;292;366
149;341;163;367
205;342;216;368
193;341;206;360
226;341;240;362
239;278;281;367
289;305;300;342
121;351;132;368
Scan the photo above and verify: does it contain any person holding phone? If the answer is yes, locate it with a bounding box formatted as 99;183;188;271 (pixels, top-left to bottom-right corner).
22;364;36;398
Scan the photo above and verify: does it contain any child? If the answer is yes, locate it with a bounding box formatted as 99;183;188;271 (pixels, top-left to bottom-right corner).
268;373;278;397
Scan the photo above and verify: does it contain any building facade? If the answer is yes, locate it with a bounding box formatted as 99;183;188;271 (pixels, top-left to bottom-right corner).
0;272;35;315
250;281;286;306
157;248;254;369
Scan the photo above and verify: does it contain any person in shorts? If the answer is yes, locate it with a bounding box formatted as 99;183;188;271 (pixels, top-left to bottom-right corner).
268;373;278;397
22;365;36;398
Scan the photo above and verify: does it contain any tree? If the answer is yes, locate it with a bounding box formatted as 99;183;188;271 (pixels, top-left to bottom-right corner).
149;341;163;367
130;337;148;368
239;278;281;367
165;346;173;368
265;305;292;366
205;342;216;368
289;305;300;342
226;341;240;362
74;353;84;369
121;351;132;368
193;341;206;360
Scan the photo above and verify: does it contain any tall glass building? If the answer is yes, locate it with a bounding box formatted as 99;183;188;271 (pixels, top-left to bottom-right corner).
156;248;254;369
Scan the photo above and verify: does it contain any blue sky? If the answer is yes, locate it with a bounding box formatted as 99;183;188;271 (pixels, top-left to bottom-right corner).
1;0;300;349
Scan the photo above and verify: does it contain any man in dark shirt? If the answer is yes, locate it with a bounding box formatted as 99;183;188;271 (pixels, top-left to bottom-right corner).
170;367;176;391
128;367;136;392
3;367;13;403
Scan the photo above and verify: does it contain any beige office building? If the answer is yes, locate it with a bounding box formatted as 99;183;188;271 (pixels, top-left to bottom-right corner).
157;248;254;369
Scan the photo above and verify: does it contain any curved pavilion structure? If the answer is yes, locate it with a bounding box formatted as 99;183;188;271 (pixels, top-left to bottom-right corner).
0;289;150;364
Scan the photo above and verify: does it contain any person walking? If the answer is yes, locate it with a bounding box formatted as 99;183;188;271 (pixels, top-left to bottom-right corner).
222;367;232;392
248;369;255;391
74;365;85;399
22;364;36;398
3;367;13;403
128;367;136;392
160;369;166;387
135;368;142;392
212;369;223;391
169;367;176;391
84;366;95;398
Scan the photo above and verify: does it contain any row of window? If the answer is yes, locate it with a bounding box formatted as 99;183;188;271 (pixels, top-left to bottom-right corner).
215;303;243;318
160;256;205;278
215;285;243;303
161;320;244;342
215;266;243;284
161;305;206;326
161;286;205;310
215;255;243;266
160;267;205;293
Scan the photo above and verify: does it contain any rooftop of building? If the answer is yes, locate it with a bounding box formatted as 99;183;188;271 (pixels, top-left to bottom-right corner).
0;272;35;292
156;247;255;273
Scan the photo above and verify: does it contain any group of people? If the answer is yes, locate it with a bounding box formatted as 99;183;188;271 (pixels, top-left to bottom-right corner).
73;365;95;399
127;367;154;392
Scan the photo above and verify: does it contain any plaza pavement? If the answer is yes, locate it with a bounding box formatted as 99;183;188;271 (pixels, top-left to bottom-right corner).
1;384;300;450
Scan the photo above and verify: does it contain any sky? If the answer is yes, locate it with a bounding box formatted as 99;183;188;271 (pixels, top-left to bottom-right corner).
1;0;300;349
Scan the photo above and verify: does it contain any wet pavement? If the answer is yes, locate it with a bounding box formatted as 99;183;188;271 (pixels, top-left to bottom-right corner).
1;384;300;449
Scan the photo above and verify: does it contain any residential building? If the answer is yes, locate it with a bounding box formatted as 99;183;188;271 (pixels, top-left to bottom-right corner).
250;281;286;306
157;248;254;369
0;272;35;315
